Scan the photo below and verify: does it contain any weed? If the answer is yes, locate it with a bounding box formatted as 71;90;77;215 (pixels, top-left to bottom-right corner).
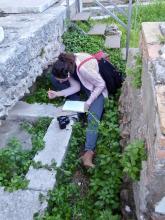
126;54;142;88
158;34;165;44
121;140;147;181
0;118;51;191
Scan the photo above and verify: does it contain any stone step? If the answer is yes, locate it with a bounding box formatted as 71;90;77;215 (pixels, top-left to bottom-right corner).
26;167;56;192
0;102;75;219
34;118;74;166
0;0;77;119
0;0;58;14
8;101;75;121
0;119;32;150
71;11;91;21
88;23;107;35
0;188;47;220
104;34;121;48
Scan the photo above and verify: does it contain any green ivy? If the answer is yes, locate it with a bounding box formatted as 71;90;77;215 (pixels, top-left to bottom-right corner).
24;72;64;106
41;98;123;219
0;117;51;191
34;21;146;219
121;140;147;181
0;138;30;191
39;22;126;220
62;26;126;74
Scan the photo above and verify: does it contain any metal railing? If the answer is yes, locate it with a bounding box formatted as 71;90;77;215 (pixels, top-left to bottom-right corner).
66;0;133;60
94;0;133;60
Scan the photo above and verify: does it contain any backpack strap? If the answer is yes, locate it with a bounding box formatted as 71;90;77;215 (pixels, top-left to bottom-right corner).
77;56;95;72
77;51;110;72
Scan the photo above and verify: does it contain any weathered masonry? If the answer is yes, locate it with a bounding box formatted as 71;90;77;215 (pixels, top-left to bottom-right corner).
120;22;165;220
0;0;77;119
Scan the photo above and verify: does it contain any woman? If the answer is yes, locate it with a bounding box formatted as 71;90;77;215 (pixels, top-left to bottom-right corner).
48;52;108;168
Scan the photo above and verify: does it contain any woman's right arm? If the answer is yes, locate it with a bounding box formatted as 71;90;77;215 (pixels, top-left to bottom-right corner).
56;77;81;97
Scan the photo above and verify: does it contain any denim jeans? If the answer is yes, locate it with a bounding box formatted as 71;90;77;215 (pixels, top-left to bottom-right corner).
51;75;105;151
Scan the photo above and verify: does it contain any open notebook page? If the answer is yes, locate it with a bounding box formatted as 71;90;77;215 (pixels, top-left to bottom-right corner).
62;101;87;113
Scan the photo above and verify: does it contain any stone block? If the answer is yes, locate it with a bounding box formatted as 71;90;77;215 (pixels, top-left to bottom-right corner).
141;22;165;61
34;118;73;166
104;34;121;48
0;119;32;150
26;167;56;191
142;22;162;45
71;12;90;21
88;24;107;35
0;0;77;118
155;85;165;135
0;27;4;44
0;188;47;220
0;0;58;14
8;101;61;121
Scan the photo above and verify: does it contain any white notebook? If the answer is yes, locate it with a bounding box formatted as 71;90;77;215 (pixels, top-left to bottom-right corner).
62;101;87;113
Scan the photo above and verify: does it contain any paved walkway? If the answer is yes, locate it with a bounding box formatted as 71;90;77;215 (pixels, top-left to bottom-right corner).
0;102;75;220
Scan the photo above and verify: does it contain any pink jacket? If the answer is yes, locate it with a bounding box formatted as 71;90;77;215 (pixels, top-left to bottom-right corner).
60;52;108;106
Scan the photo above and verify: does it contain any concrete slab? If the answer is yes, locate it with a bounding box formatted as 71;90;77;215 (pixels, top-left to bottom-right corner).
104;35;121;48
0;187;47;220
26;167;56;191
88;24;106;35
71;12;90;21
8;101;76;121
0;27;4;44
8;101;60;121
0;0;58;14
0;119;32;150
34;118;73;166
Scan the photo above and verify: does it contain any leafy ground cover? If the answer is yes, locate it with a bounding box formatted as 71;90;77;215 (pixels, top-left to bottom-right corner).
24;71;64;106
24;1;165;105
0;117;51;191
35;22;146;219
126;54;142;88
89;0;165;47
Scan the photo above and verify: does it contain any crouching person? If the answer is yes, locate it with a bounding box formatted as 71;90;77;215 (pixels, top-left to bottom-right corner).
48;52;108;168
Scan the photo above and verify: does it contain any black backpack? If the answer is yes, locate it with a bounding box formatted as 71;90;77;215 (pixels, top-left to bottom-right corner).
78;55;124;96
98;58;124;95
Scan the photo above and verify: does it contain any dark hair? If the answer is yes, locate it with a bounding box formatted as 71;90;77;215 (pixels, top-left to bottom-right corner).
52;53;76;79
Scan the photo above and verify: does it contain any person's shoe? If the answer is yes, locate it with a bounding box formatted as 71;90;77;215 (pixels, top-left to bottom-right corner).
81;150;95;168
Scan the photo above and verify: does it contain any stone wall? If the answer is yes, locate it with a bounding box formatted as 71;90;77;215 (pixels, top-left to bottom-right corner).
119;22;165;220
0;0;77;119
